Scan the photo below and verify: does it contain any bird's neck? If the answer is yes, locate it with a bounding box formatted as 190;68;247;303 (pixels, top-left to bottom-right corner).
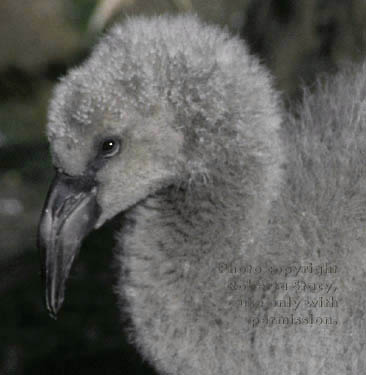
119;179;269;273
115;178;273;350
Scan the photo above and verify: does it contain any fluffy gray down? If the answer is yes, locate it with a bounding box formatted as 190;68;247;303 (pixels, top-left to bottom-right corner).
45;14;366;375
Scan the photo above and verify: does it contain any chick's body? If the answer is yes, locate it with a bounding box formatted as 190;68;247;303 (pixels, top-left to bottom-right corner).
41;15;366;375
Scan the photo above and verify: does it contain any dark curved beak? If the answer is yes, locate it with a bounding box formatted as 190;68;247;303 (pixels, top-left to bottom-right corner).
37;171;100;319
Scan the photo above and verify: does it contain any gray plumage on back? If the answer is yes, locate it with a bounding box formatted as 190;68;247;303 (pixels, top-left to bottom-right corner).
38;14;366;375
252;62;366;374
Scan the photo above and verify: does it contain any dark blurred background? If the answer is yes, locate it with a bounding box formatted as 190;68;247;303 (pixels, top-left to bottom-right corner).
0;1;365;374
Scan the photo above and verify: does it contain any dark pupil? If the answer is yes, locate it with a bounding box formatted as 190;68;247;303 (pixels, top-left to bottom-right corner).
103;140;115;152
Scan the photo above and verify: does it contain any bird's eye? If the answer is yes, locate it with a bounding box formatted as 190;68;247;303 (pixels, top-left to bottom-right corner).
100;138;120;157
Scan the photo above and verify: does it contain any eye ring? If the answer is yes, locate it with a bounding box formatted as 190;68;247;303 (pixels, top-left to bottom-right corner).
100;138;120;157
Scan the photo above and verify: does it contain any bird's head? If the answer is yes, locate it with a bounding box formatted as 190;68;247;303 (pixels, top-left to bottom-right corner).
38;51;185;319
38;15;284;319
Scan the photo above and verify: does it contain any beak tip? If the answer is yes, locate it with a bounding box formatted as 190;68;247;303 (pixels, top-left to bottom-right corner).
48;310;59;320
46;289;64;321
47;301;62;320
